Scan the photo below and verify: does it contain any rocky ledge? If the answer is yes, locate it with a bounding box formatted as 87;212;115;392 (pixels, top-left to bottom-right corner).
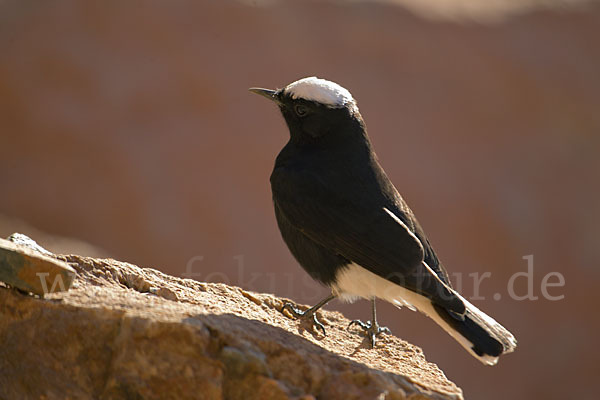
0;239;462;400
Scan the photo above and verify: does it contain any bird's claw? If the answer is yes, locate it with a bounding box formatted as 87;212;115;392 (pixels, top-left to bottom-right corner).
282;302;327;336
348;319;391;348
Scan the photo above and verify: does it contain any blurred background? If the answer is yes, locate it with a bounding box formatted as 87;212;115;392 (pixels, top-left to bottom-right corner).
1;0;599;398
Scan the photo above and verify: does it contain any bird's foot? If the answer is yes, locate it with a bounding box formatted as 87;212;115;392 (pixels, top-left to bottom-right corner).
281;302;327;336
348;319;391;348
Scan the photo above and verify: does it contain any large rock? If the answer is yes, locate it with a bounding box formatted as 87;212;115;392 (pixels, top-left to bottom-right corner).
0;250;462;400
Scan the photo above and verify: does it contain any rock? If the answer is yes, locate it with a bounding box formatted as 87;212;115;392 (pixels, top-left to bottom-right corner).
6;233;53;256
0;250;462;400
0;236;75;296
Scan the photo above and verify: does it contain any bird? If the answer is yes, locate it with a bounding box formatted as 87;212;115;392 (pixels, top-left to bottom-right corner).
249;77;517;365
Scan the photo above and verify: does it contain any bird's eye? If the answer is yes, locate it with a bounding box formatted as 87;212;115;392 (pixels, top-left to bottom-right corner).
294;104;308;117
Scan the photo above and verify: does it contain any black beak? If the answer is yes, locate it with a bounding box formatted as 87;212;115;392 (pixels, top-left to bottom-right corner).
249;87;281;104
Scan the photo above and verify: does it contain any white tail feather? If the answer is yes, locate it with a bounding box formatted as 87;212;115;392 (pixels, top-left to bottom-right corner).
333;263;517;365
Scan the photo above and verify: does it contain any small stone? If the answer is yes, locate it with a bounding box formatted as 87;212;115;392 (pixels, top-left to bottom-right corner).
7;233;53;255
240;289;262;305
155;287;178;301
282;308;294;319
0;237;76;296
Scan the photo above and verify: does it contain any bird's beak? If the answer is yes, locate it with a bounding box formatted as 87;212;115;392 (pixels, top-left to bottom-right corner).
249;87;281;104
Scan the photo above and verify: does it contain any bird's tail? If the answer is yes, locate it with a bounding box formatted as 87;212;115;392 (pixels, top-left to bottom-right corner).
424;292;517;365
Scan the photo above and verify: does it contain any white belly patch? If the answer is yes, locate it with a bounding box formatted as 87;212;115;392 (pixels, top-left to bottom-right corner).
331;263;427;312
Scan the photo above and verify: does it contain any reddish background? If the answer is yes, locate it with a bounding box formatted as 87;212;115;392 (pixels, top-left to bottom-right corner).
1;1;599;399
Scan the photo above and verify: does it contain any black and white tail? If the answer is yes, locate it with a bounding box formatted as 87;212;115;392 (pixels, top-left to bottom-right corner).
333;263;517;365
425;292;517;365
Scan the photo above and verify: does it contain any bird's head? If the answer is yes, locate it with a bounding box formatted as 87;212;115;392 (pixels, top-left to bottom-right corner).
250;77;365;144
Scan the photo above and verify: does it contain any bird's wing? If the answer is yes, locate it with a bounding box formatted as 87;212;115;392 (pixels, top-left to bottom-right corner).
273;172;425;277
273;170;465;313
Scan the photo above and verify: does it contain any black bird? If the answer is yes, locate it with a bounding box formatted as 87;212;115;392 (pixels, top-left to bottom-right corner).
249;77;516;365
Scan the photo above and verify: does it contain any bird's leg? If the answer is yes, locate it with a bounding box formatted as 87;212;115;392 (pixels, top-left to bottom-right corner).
281;293;335;336
348;298;391;348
